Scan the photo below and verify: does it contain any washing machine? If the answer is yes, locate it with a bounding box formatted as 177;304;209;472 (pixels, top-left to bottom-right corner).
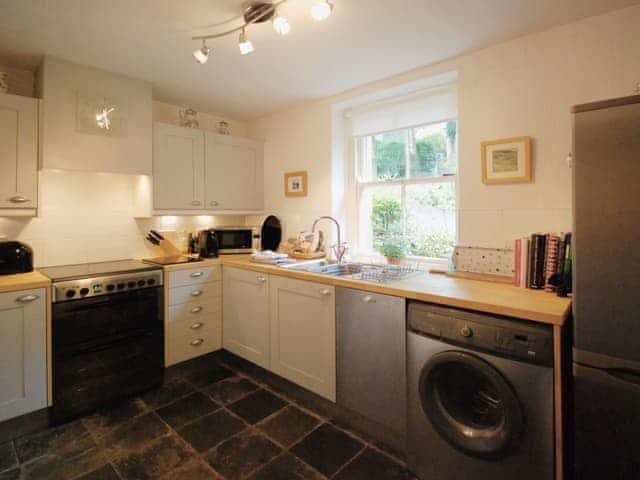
407;301;555;480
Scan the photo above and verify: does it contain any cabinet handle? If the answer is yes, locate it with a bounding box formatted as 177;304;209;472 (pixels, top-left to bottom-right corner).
257;276;266;283
9;196;30;203
210;201;219;207
190;338;204;346
190;306;203;314
190;290;203;297
362;295;375;303
319;289;331;296
190;271;203;278
190;322;204;330
191;200;202;206
16;294;39;303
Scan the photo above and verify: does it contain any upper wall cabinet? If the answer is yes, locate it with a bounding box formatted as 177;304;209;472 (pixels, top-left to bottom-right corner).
38;56;153;174
152;122;264;213
0;93;38;213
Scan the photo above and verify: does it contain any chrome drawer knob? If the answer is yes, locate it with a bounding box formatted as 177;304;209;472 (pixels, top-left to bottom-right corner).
190;338;204;346
320;289;331;296
210;201;219;206
362;295;375;303
191;306;203;313
257;276;266;283
190;271;203;278
191;290;203;296
191;200;202;206
9;196;29;203
190;322;204;330
16;294;39;303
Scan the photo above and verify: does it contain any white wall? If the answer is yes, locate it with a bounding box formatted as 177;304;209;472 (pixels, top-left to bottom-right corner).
249;5;640;248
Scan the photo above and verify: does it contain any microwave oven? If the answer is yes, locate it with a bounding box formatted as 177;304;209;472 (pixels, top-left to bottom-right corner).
213;227;260;254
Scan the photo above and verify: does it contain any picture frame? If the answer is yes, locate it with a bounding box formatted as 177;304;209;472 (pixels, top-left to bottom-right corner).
481;136;532;184
284;171;308;197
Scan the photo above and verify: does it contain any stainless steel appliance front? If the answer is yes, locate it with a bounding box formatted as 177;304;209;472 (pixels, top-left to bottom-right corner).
214;226;260;254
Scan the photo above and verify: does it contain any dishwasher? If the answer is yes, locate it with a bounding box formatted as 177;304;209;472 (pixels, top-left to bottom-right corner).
336;287;406;451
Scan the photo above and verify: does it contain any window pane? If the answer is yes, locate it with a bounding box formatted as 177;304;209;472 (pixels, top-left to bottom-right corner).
371;131;407;180
409;120;457;178
405;182;456;259
359;185;403;255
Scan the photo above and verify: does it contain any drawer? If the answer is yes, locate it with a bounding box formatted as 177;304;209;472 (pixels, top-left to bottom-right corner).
169;266;221;288
166;313;222;366
168;282;221;306
168;298;221;327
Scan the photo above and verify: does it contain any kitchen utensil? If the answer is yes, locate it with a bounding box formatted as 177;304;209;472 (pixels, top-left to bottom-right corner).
146;234;160;246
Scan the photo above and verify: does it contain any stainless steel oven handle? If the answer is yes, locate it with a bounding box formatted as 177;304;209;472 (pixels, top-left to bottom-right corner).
191;338;204;346
190;290;203;297
16;294;39;303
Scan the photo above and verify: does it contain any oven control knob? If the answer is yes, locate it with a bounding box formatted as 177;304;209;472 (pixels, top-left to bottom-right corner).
106;284;115;292
65;289;76;298
137;280;146;287
117;283;125;290
127;281;136;288
460;325;473;338
79;288;90;296
147;278;156;285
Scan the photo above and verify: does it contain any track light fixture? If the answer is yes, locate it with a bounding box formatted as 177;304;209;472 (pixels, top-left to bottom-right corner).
191;1;335;61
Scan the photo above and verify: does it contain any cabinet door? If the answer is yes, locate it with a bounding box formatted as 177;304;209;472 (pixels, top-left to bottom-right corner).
153;123;205;210
0;288;47;421
205;132;263;211
270;276;336;401
0;93;38;209
222;267;270;368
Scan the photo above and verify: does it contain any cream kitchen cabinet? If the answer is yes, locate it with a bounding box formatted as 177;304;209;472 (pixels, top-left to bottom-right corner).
166;266;222;366
222;267;270;369
0;288;47;422
0;93;38;213
205;132;263;212
269;276;336;401
153;123;205;210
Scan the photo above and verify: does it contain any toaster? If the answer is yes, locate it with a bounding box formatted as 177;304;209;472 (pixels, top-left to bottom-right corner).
0;241;34;275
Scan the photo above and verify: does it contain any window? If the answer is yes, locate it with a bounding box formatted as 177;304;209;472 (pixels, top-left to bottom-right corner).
355;119;457;260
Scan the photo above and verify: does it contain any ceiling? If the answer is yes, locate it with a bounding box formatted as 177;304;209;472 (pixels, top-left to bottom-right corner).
1;0;638;120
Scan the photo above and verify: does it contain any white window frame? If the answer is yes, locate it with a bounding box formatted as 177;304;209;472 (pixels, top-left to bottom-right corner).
354;118;458;264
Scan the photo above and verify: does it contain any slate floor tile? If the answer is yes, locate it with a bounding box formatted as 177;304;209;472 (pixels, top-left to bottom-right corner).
75;464;121;480
333;448;412;480
257;405;321;447
0;468;20;480
177;410;245;453
97;412;169;460
247;452;327;480
82;398;147;439
0;441;17;473
291;423;364;477
160;460;222;480
112;434;192;480
14;421;94;464
182;362;234;388
206;430;281;480
20;446;108;480
141;378;194;410
156;392;218;429
203;376;259;405
227;389;286;424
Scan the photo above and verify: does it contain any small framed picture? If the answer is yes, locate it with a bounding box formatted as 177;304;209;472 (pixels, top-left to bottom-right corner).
481;136;532;184
284;171;308;197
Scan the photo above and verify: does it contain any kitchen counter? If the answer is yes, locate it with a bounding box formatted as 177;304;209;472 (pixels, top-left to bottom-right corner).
0;271;51;294
220;256;571;326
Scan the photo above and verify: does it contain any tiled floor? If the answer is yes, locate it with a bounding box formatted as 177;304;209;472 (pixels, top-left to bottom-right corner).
0;351;416;480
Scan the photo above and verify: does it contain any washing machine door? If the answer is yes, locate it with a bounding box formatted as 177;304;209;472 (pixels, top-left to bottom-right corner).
419;350;525;460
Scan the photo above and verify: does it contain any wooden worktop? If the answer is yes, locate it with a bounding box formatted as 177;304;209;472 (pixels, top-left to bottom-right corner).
220;256;571;325
0;271;51;294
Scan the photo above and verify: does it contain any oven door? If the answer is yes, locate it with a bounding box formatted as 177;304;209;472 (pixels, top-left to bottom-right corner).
215;229;256;253
52;287;164;422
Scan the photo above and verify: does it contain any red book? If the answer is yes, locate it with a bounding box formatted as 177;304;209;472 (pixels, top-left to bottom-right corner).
514;238;522;286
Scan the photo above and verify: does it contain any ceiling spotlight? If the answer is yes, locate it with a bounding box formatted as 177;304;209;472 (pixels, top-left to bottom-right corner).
238;28;255;55
311;0;334;21
193;41;210;64
272;14;291;36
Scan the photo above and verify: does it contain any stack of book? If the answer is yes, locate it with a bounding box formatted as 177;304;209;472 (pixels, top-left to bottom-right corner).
514;233;572;290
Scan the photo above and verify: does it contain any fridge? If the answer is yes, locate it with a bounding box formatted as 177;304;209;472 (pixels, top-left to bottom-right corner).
572;94;640;479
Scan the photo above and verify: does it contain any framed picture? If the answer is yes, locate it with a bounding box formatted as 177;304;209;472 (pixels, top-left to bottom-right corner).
481;136;532;184
284;171;308;197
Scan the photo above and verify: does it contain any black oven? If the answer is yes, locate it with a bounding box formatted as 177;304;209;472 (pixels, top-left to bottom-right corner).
50;272;164;423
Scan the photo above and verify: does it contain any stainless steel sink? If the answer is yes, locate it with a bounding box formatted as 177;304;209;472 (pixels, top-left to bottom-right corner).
282;260;421;283
282;260;362;276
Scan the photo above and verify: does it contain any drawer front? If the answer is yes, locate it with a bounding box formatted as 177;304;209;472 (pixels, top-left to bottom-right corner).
168;298;221;328
168;282;221;306
169;266;221;288
167;312;222;366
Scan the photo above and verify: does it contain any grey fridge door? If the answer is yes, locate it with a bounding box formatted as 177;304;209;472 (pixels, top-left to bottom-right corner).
572;98;640;362
573;362;640;479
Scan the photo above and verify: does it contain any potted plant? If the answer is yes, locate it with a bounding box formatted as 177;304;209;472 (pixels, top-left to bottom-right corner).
379;234;406;265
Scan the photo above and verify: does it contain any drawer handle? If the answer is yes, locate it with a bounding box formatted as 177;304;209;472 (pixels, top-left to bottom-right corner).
9;196;29;203
190;290;203;297
362;295;375;303
319;289;331;296
210;201;219;207
191;306;203;314
190;271;203;278
16;294;39;303
191;200;202;206
257;276;266;283
190;322;204;330
191;338;204;346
